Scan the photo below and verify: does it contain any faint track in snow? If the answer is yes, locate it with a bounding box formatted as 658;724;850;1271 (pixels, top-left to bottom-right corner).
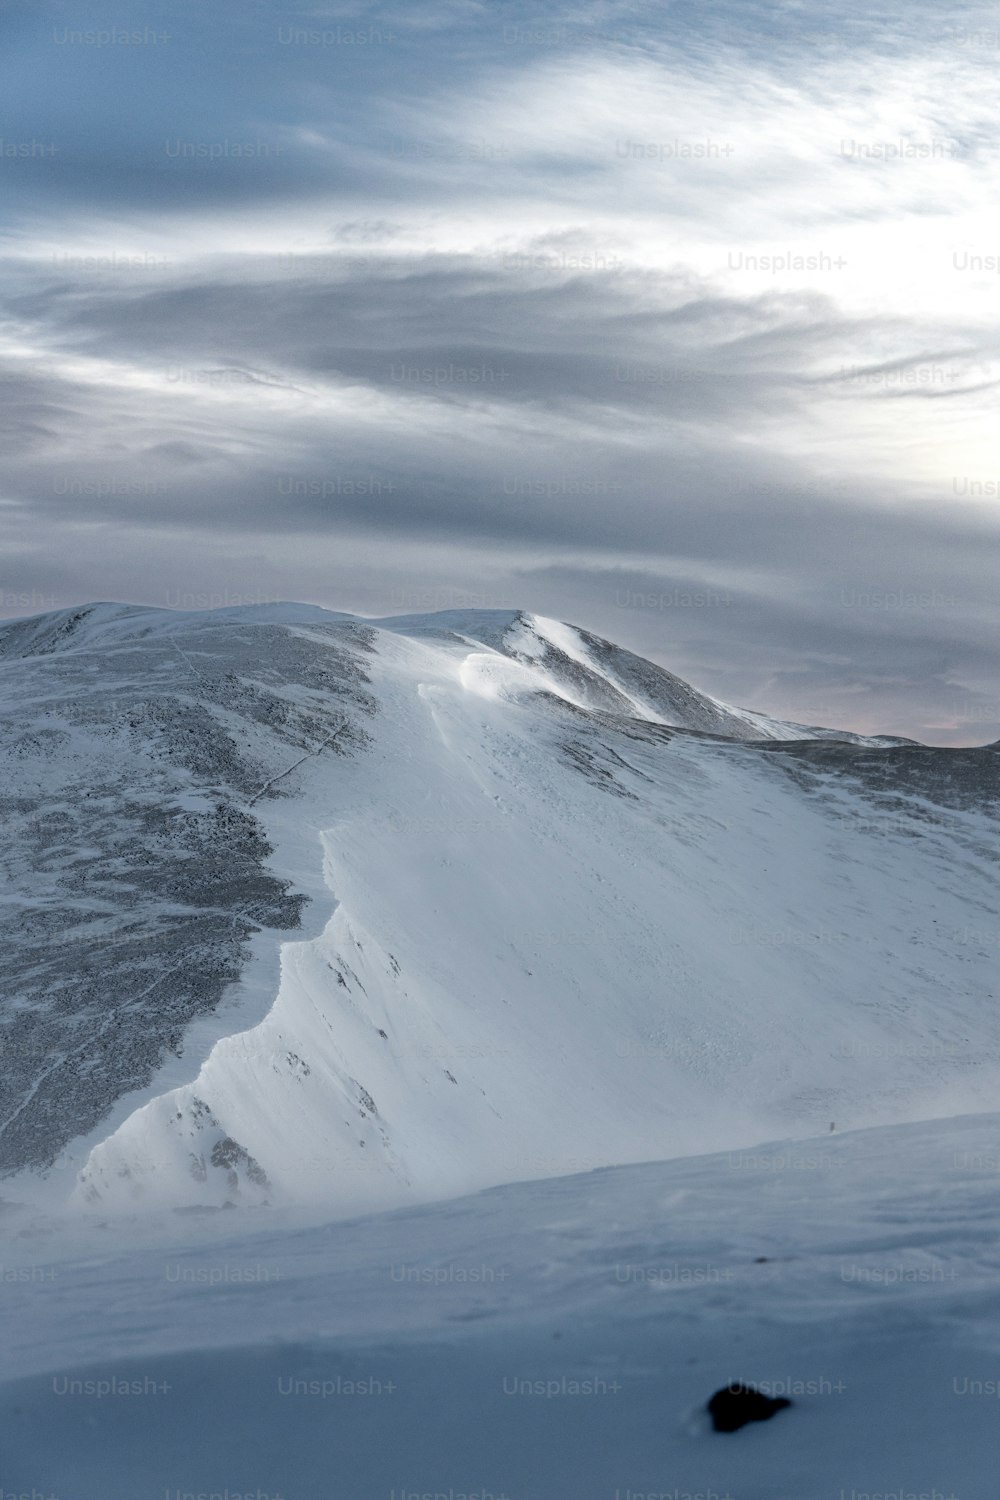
247;724;351;807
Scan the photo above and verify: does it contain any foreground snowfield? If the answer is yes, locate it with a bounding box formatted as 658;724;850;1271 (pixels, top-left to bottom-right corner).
3;1112;1000;1498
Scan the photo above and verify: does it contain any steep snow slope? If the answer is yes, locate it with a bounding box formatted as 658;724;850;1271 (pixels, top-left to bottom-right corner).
4;1111;1000;1499
0;603;997;1217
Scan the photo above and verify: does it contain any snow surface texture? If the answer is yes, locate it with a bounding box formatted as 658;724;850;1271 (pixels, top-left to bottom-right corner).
3;1112;1000;1497
0;603;997;1218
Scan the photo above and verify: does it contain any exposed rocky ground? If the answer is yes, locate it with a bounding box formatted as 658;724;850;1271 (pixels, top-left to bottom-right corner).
0;605;375;1173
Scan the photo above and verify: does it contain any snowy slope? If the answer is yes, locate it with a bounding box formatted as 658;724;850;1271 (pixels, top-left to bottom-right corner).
372;607;906;742
3;1111;1000;1499
0;603;997;1220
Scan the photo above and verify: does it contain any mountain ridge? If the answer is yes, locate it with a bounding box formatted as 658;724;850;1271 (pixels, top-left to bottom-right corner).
0;603;996;1219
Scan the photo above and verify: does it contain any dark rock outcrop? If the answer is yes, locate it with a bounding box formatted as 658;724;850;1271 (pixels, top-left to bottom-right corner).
707;1381;792;1433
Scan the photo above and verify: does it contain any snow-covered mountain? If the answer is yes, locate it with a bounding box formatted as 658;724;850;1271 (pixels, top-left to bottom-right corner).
1;602;997;1218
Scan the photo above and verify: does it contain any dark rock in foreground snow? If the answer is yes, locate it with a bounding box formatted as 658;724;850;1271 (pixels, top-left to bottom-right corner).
707;1381;792;1432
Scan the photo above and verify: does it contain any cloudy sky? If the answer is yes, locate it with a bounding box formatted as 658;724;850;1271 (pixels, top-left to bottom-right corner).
1;0;998;742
